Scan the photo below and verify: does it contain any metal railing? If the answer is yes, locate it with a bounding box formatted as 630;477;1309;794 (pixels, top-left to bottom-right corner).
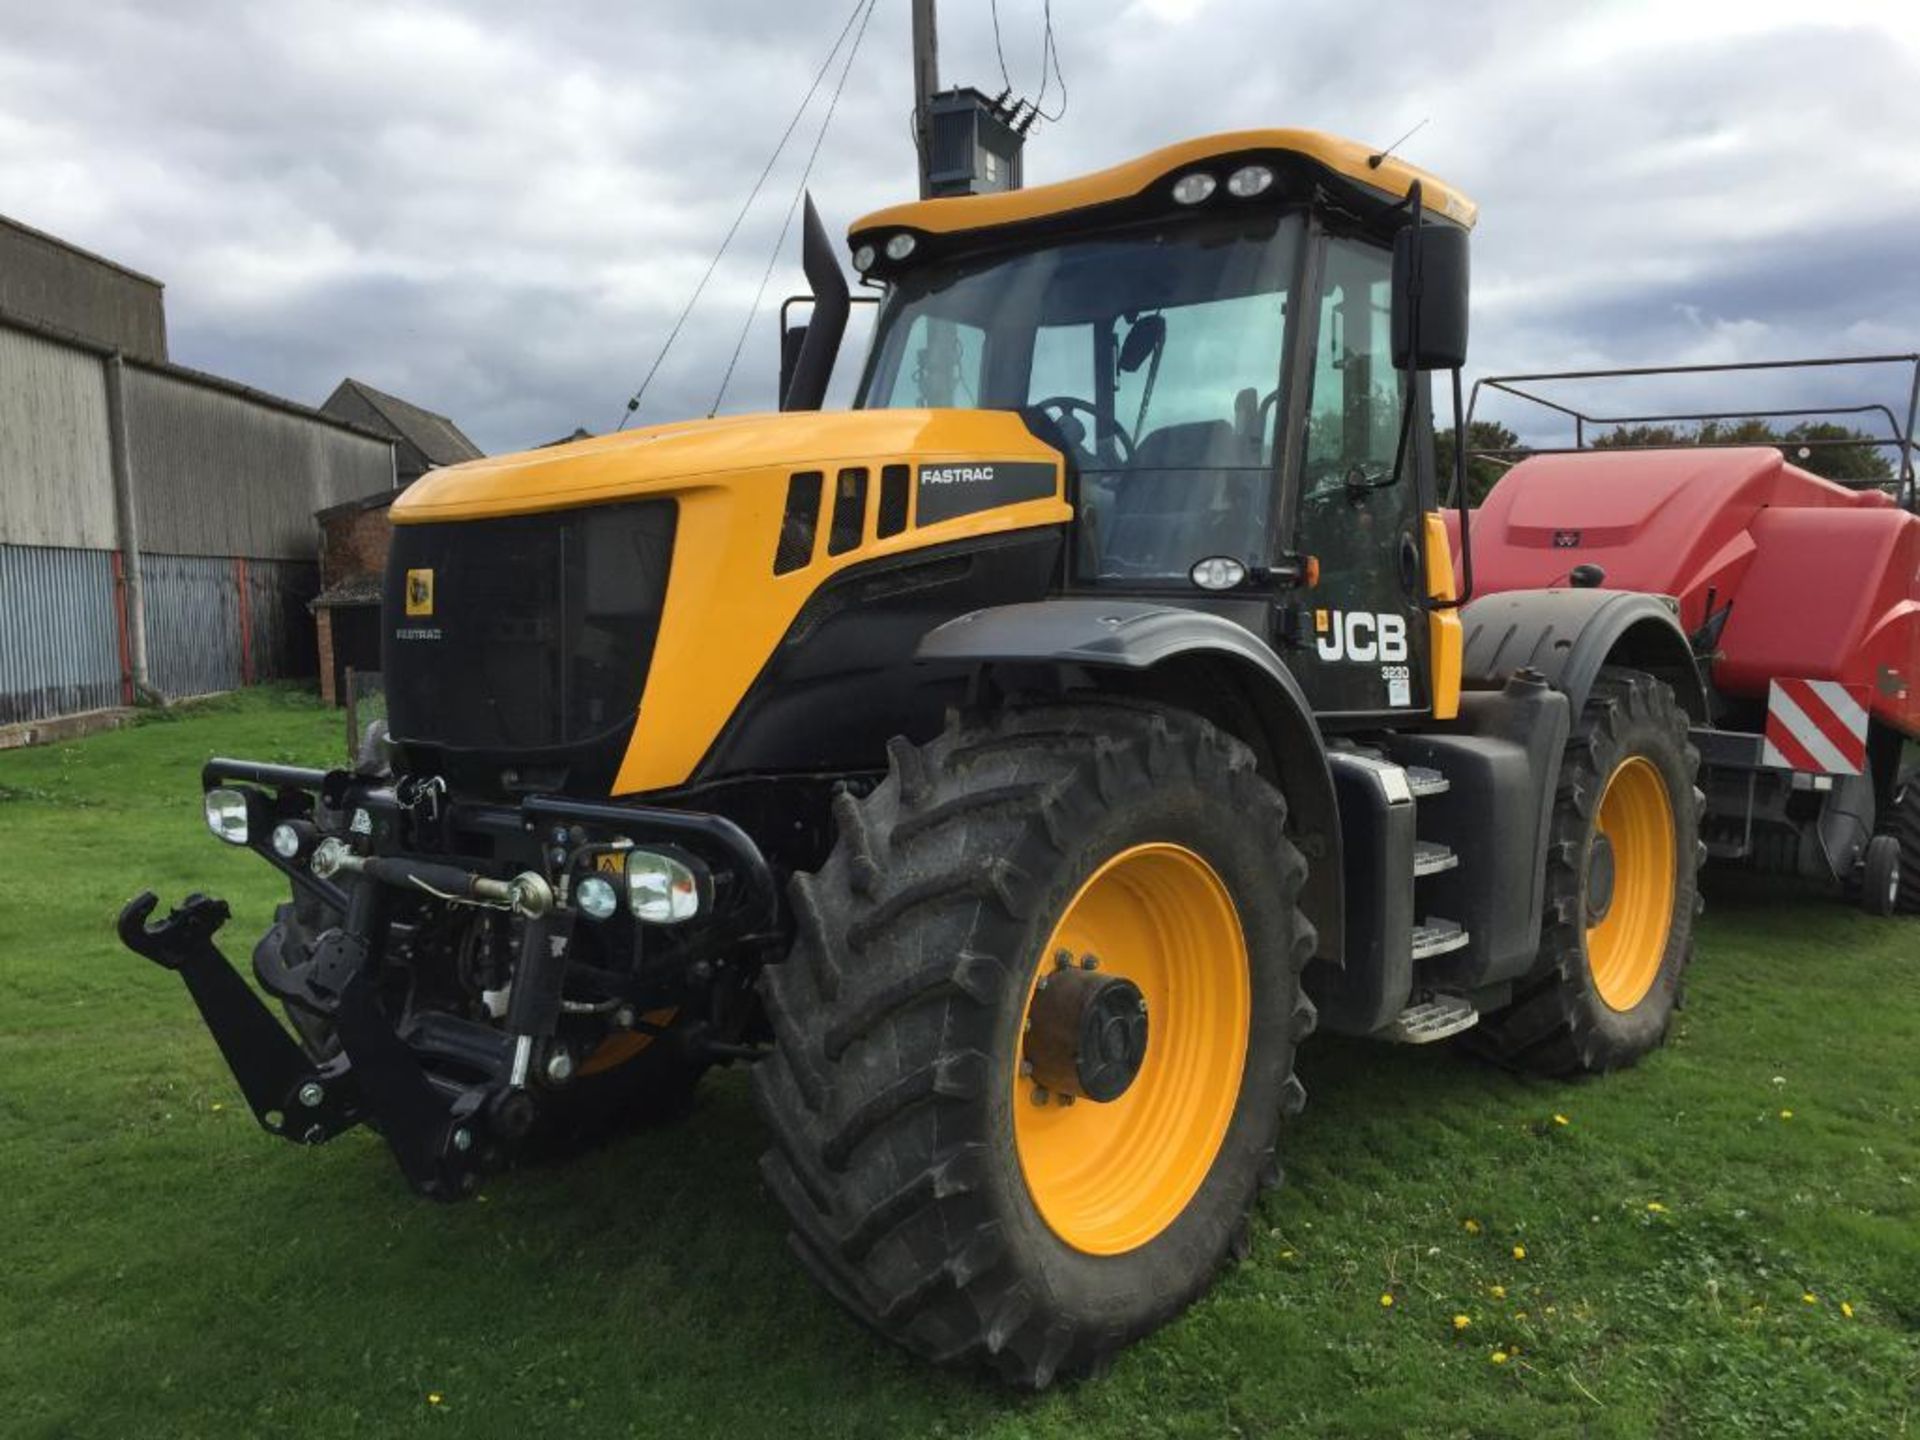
1464;354;1920;509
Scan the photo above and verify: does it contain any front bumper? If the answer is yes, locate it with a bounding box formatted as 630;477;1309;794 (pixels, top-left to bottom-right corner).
121;758;778;1199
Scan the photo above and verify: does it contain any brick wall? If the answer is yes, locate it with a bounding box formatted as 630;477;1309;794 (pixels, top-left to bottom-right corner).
319;502;394;590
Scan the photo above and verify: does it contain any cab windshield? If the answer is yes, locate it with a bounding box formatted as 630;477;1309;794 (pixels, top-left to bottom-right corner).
856;212;1303;583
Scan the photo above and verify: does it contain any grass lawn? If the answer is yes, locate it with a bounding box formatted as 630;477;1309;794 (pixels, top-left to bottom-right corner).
1;688;1915;1438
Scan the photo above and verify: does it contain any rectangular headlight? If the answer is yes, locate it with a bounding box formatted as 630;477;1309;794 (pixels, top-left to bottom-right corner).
625;850;700;924
204;788;250;845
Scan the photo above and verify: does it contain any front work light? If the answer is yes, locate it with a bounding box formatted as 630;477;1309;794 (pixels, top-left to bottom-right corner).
884;232;917;261
575;873;620;922
205;788;249;845
1171;171;1217;205
1189;556;1248;591
1227;164;1275;198
626;851;701;925
851;243;877;273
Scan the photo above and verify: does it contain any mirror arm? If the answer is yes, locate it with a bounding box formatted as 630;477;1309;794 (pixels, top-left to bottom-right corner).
1437;364;1475;608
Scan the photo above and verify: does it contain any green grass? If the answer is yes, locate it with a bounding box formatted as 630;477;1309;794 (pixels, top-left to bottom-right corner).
1;688;1915;1439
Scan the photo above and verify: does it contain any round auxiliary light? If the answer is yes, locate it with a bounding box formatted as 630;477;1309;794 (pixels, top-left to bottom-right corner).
270;822;302;860
575;873;619;923
1190;556;1247;591
851;242;877;273
884;232;917;261
204;787;249;845
1171;171;1217;206
1227;164;1275;198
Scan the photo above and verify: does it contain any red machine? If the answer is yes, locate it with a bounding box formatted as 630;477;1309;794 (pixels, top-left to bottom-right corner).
1459;356;1920;914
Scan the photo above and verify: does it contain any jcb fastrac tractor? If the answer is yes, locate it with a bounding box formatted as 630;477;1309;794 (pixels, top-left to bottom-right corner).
132;129;1838;1386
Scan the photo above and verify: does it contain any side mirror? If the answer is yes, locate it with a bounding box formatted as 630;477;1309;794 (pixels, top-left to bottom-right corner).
1391;224;1470;371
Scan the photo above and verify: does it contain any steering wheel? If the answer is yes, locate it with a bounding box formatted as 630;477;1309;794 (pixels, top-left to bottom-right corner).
1033;396;1134;468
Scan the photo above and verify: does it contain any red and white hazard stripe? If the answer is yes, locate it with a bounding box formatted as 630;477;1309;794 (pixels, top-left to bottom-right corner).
1761;678;1870;775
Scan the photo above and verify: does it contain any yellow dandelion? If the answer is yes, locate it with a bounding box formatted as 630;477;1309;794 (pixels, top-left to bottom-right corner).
210;1102;224;1112
1646;1201;1668;1213
1515;1311;1529;1322
1802;1292;1818;1305
1512;1244;1527;1260
1553;1113;1570;1127
1463;1218;1482;1234
1380;1292;1395;1307
1453;1314;1472;1331
1490;1350;1510;1365
427;1392;444;1406
1780;1109;1794;1120
1489;1284;1507;1300
1280;1249;1296;1260
1841;1301;1855;1319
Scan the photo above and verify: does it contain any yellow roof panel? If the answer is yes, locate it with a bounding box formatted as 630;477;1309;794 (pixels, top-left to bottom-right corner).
850;128;1476;240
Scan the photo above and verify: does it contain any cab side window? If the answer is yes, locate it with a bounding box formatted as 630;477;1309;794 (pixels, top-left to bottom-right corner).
1297;238;1413;602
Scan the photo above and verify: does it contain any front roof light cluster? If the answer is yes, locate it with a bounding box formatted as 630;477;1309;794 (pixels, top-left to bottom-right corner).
1170;171;1217;206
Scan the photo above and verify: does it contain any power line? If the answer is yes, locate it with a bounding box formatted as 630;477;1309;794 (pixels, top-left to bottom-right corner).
1033;0;1068;123
989;0;1013;92
708;0;878;417
612;0;870;432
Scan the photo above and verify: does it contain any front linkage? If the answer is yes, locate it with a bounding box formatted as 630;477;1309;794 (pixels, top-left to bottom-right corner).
122;757;778;1200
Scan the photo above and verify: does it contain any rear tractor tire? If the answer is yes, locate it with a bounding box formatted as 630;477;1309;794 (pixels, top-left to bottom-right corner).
1883;772;1920;916
1474;667;1703;1076
752;700;1316;1387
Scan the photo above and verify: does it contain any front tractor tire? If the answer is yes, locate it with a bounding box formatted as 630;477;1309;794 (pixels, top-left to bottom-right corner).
752;701;1316;1387
1475;667;1703;1076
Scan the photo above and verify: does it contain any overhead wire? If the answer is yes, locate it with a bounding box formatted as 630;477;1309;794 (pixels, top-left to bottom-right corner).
1032;0;1068;123
989;0;1013;92
707;0;878;417
612;0;870;431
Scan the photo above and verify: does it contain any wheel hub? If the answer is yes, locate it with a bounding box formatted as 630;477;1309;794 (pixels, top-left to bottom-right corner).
1023;956;1149;1104
1586;832;1617;923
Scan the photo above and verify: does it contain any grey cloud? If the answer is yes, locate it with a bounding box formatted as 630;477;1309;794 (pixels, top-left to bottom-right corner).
2;0;1916;455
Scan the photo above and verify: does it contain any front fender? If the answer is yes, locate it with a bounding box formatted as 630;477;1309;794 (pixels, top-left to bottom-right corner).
918;600;1343;961
1461;589;1709;720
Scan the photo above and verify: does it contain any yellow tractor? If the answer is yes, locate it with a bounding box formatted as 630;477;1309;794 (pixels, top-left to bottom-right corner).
122;129;1703;1386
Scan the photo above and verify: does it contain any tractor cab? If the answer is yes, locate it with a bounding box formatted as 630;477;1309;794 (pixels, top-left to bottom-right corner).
844;129;1476;720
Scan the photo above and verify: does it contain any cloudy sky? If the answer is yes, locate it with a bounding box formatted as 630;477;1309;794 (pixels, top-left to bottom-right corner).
4;0;1919;455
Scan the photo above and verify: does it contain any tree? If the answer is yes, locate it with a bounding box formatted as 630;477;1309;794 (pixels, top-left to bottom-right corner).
1592;418;1894;486
1434;421;1525;505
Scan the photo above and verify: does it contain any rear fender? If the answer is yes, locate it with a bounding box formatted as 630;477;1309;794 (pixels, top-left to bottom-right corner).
1461;589;1709;721
917;600;1343;962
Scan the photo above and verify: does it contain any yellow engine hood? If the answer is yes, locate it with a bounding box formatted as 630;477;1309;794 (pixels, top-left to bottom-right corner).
393;408;1059;522
390;406;1070;794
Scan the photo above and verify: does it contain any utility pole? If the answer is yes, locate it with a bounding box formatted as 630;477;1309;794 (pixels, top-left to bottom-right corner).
911;0;939;198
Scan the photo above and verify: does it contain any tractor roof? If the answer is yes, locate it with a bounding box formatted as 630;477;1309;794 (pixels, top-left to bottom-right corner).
850;129;1476;252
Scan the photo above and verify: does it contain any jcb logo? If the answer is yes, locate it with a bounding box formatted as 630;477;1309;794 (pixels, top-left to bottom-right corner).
405;569;434;617
1315;610;1408;663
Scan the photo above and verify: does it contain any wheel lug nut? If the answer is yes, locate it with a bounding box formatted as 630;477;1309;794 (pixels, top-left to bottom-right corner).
1053;949;1074;970
1031;1086;1050;1106
1080;954;1100;970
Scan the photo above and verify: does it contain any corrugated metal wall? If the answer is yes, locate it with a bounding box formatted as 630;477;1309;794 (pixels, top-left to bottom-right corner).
0;545;123;724
0;326;117;549
0;315;395;728
125;366;393;560
140;556;322;700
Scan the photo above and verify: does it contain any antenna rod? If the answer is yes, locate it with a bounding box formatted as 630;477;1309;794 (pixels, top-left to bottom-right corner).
1368;116;1429;170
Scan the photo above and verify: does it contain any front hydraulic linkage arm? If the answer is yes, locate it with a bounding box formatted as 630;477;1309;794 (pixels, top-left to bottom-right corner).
118;891;362;1145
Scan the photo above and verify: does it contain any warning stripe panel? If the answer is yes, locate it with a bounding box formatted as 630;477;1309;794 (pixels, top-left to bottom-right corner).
1760;678;1869;775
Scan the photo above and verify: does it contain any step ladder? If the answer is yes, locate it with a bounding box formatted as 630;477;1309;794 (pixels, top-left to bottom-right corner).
1395;762;1477;1043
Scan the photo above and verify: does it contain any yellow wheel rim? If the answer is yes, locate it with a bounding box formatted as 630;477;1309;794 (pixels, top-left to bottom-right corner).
1013;843;1250;1255
1586;756;1676;1013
